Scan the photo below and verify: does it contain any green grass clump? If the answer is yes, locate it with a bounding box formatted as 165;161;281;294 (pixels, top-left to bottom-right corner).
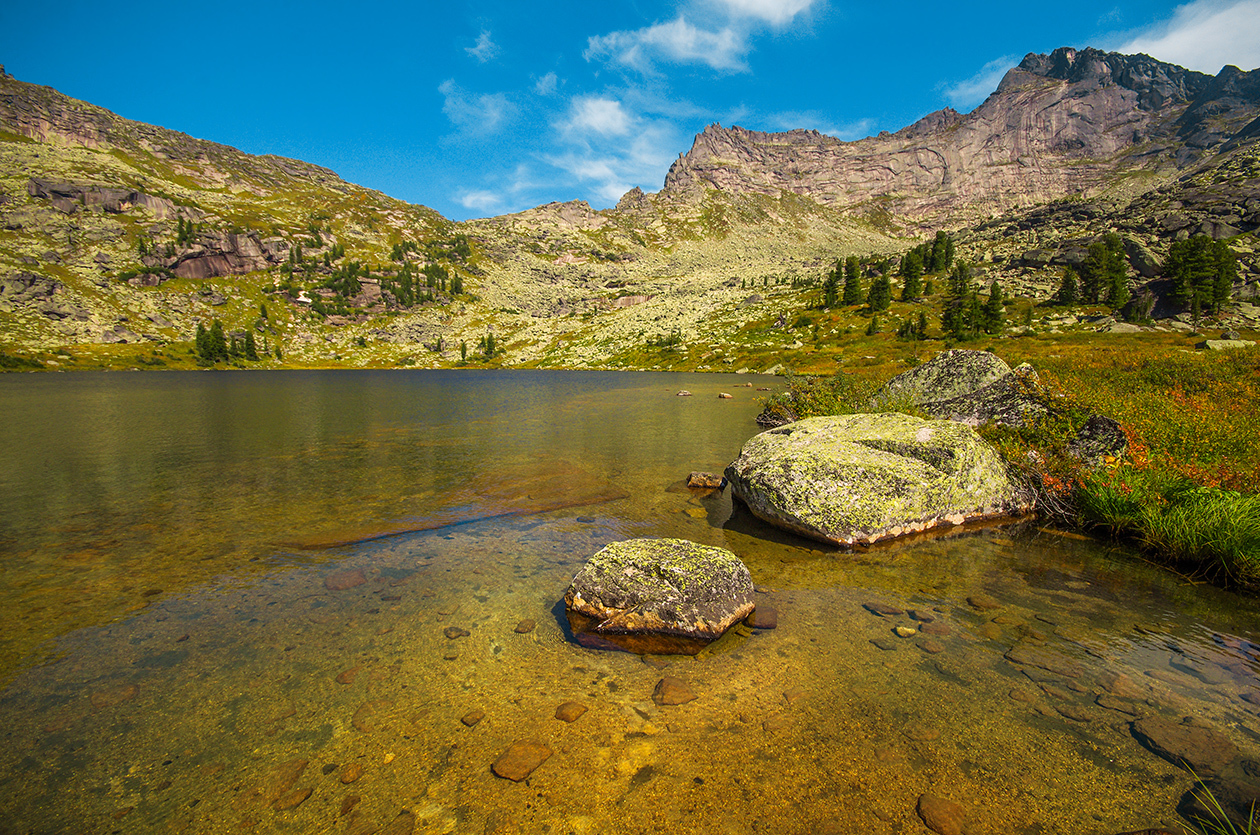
1078;466;1260;590
759;370;878;422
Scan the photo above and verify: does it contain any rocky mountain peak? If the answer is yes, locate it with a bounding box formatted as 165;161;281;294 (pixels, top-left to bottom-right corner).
1014;46;1211;110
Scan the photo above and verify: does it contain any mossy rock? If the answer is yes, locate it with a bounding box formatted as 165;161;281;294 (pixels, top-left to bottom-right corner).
874;349;1046;427
725;413;1032;547
564;538;754;655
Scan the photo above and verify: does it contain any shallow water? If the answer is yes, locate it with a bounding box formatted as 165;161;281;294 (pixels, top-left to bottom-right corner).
0;370;1257;835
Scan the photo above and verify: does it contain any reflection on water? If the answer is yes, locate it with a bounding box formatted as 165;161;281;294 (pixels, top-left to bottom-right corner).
0;371;1257;835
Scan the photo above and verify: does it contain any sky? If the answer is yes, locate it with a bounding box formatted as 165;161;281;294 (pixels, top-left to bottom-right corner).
2;0;1258;221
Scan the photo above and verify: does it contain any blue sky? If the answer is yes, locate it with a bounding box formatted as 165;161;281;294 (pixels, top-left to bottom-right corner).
2;0;1258;221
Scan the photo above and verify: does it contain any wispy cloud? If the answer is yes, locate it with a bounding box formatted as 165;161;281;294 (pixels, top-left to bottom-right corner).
465;30;500;63
584;0;816;74
562;97;633;136
534;72;558;96
939;55;1018;110
458;189;504;212
1111;0;1260;72
438;80;514;136
586;17;749;73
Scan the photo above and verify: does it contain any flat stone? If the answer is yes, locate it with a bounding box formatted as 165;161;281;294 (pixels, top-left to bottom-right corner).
1005;644;1086;679
686;471;725;489
864;602;904;617
1055;704;1093;722
340;762;363;784
565;538;754;655
920;622;951;636
336;665;362;685
918;639;946;654
870;638;898;651
325;569;366;591
444;626;470;639
653;676;697;706
1096;694;1142;716
917;794;965;835
461;709;485;727
492;741;553;782
1009;688;1037;703
272;786;311;810
514;619;536;634
746;607;778;628
967;594;1001;610
381;811;417;835
894;626;917;638
555;702;587;722
1131;715;1238;775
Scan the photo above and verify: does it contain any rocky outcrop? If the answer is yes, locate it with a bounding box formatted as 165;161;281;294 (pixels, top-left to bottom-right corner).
659;48;1258;228
27;178;178;218
170;231;281;279
873;349;1047;427
564;538;754;654
725;413;1032;547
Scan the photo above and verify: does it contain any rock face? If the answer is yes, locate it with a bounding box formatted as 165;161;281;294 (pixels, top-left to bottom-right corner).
874;349;1046;427
564;538;754;655
661;48;1259;228
724;413;1032;547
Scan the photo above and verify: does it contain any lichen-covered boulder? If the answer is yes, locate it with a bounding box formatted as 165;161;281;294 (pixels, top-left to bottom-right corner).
873;349;1046;427
725;413;1032;547
564;538;754;655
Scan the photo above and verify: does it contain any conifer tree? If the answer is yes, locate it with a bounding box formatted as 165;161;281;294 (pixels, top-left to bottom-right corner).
209;320;228;362
195;322;211;364
982;280;1005;333
941;262;977;341
1165;235;1237;313
1054;268;1079;305
823;261;840;308
899;251;922;301
244;331;259;361
867;273;892;312
865;315;879;335
841;256;864;306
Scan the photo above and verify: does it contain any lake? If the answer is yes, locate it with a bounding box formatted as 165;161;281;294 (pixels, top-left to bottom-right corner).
0;369;1256;835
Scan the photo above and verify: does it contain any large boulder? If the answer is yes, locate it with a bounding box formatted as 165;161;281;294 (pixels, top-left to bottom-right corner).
564;538;754;655
725;413;1033;547
873;349;1046;427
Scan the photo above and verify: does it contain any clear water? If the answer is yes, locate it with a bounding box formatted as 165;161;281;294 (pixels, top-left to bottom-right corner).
0;370;1256;835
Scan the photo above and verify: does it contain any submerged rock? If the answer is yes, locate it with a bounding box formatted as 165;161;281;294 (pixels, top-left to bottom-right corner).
564;538;754;654
725;413;1032;547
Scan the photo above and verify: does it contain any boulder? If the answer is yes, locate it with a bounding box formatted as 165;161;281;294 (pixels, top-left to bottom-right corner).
1068;414;1128;464
1198;339;1257;350
564;538;754;655
724;413;1032;547
873;349;1046;427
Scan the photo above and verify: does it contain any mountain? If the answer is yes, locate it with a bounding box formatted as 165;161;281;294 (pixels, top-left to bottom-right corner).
1;48;1258;373
658;47;1260;230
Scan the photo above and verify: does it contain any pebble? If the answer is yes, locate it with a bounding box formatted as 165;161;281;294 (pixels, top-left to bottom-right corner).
783;686;808;705
381;811;417;835
718;392;733;399
917;794;965;835
555;702;587;722
461;709;485;727
340;795;361;816
514;619;536;634
918;639;945;654
903;724;940;742
894;626;917;638
336;665;362;685
763;715;790;732
967;594;1001;611
1009;688;1036;703
444;626;470;639
321;763;338;775
641;655;670;670
676;390;692;397
653;676;697;706
864;602;904;617
233;759;308;810
492;740;553;782
273;787;311;810
908;610;935;623
325;569;366;591
870;638;898;651
919;622;951;637
746;607;778;629
340;762;364;784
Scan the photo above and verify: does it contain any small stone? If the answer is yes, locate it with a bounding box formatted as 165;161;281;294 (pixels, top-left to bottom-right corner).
340;795;361;816
336;665;362;685
967;594;1001;610
918;639;945;654
325;569;366;591
763;715;790;731
641;655;670;670
686;472;725;489
461;709;485;727
272;787;311;810
904;725;940;742
1009;688;1036;703
514;619;535;634
718;392;733;399
676;390;692;397
444;626;470;639
555;702;587;722
870;638;898;651
491;741;553;782
919;622;951;636
340;763;363;784
894;626;917;638
864;602;904;617
746;607;778;629
1055;704;1093;722
381;811;417;835
908;610;935;623
783;686;808;704
917;794;965;835
321;763;338;776
653;676;697;706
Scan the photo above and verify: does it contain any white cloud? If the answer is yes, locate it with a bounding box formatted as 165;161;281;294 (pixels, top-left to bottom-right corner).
534;72;558;95
1111;0;1260;72
438;80;514;136
563;97;632;136
459;190;504;212
715;0;814;25
465;30;500;63
586;16;748;73
940;55;1018;109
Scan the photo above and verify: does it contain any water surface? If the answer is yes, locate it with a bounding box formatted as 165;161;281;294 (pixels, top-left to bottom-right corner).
0;370;1257;835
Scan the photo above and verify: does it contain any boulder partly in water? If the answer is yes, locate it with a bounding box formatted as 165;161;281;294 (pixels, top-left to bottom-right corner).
725;413;1033;547
564;538;754;655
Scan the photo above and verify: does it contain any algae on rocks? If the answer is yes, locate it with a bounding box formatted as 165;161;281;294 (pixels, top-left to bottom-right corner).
725;413;1033;547
564;538;755;655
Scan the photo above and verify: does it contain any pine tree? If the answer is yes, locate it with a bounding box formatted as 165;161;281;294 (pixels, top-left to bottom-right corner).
1054;268;1079;305
484;331;495;357
899;251;922;301
1081;233;1126;304
823;261;840;309
460;341;467;361
244;331;259;361
1165;235;1237;313
941;262;976;341
866;273;891;312
841;256;864;306
209;320;228;362
982;280;1005;334
195;322;211;364
865;315;880;335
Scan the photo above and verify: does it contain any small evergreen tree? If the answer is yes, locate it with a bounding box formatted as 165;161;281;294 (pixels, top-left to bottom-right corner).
1054;268;1079;305
899;251;922;301
1080;233;1126;304
941;262;978;341
195;322;211;364
982;280;1005;334
841;256;864;306
244;330;259;361
823;261;841;309
866;273;892;312
1165;235;1237;313
484;331;495;357
865;315;880;335
209;320;228;362
460;340;467;361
